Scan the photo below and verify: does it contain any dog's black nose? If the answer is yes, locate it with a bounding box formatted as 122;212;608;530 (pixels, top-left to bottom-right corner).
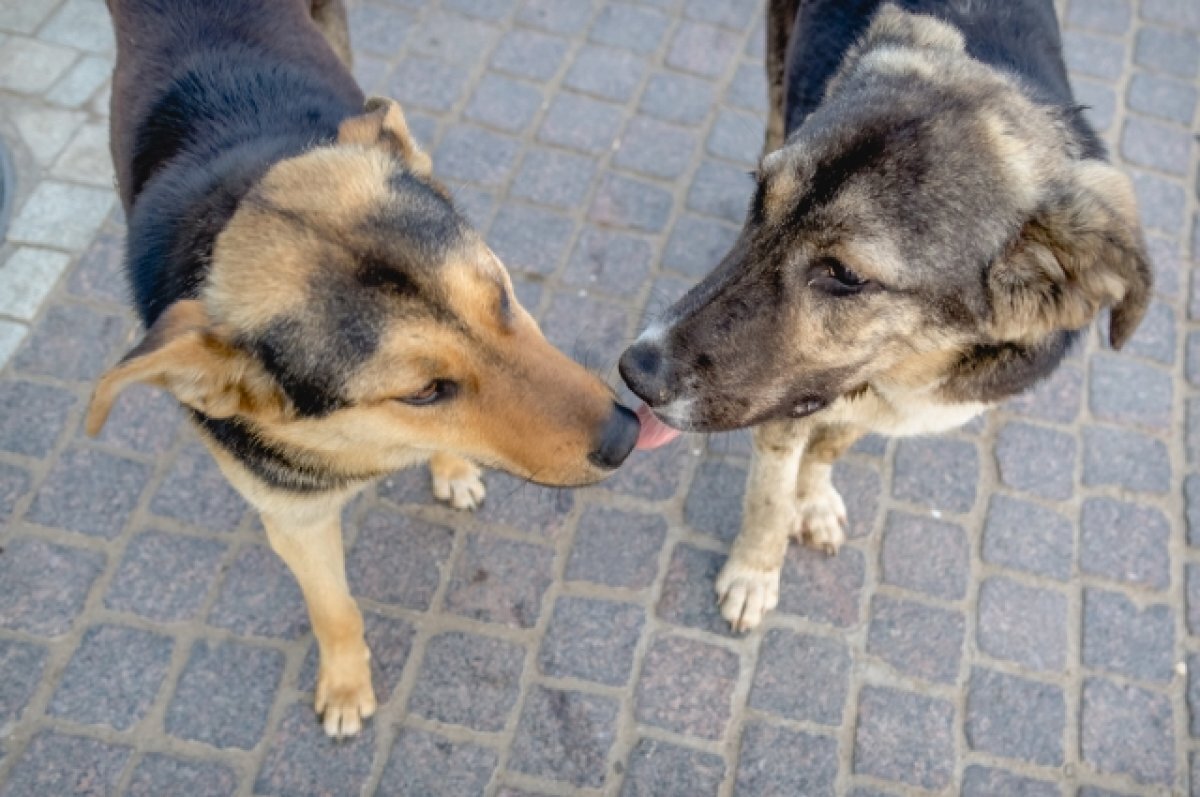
619;340;669;405
588;403;639;470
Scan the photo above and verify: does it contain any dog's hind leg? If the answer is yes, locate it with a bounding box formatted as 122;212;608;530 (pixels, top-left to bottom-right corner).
794;422;863;554
310;0;353;70
262;504;375;738
715;419;810;632
429;452;487;511
764;0;798;154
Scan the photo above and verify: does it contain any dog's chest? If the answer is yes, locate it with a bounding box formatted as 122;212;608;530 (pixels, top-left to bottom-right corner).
823;386;990;437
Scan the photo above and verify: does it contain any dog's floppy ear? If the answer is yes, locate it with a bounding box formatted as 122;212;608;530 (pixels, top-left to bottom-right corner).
86;300;283;435
987;161;1152;349
337;96;432;177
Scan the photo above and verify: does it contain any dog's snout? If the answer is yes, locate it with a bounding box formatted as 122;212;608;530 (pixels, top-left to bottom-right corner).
619;340;670;405
588;403;639;470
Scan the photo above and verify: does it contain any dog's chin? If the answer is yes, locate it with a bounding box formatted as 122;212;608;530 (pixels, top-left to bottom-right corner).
681;394;833;432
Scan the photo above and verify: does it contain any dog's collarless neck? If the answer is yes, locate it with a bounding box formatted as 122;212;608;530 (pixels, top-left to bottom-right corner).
938;328;1078;405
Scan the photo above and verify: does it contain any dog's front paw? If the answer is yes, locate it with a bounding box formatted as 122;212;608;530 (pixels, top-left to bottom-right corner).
430;455;486;511
715;558;781;632
315;647;376;738
795;482;847;554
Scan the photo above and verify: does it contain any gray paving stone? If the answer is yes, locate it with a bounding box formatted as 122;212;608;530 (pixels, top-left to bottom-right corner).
0;639;46;734
635;634;738;739
1067;0;1131;32
1078;788;1136;797
684;459;746;543
832;460;882;539
435;125;520;187
982;495;1073;581
0;37;77;94
563;226;654;296
684;0;758;29
0;379;74;457
468;472;572;538
1121;116;1193;176
1128;72;1197;124
977;577;1068;672
347;3;413;55
706;108;763;165
410;10;500;64
510;148;597;210
1073;78;1117;131
880;511;968;600
1189;565;1200;635
656;543;735;636
12;302;126;381
749;629;850;725
92;384;181;456
1083;588;1174;682
445;534;555;628
40;0;114;52
566;506;666;590
867;595;964;684
509;685;619;788
1082;426;1170;494
1089;352;1171;429
0;247;70;320
387;56;470;113
965;667;1064;766
126;754;238;797
166;639;284;750
7;180;114;250
589;172;674;232
464;74;543;133
541;291;630;362
853;685;955;790
491;28;569;81
639;71;718;124
253;702;376;796
667;21;740;77
378;728;498;797
1189;398;1200;466
151;442;246;532
737;723;838;797
1146;235;1181;297
778;544;866;627
0;0;59;35
410;631;524;731
0;731;130;797
687;159;755;223
1188;473;1200;548
1141;0;1200;27
1064;30;1126;80
1081;498;1170;590
591;4;670;54
47;624;173;731
1132;170;1187;235
445;0;518;21
1081;677;1175;785
298;611;415;704
994;421;1075;500
208;544;308;639
27;445;148;539
489;203;575;277
1134;27;1199;77
0;462;31;523
539;596;644;685
892;437;978;512
68;226;126;304
46;54;109;107
539;92;624;154
347;510;454;612
620;738;724;797
663;214;739;277
1189;652;1200;737
1120;298;1176;364
0;536;104;637
614;115;698;179
565;45;647;102
961;765;1059;797
518;0;595;34
726;62;768;114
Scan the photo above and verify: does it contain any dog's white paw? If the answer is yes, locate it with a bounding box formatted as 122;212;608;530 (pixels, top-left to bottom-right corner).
315;647;376;739
431;458;486;511
715;558;781;632
795;483;847;554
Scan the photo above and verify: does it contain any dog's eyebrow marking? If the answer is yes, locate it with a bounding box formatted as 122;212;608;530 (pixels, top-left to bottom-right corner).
497;281;514;329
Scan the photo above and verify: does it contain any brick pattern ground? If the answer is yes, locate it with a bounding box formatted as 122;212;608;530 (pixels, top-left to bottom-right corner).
0;0;1195;794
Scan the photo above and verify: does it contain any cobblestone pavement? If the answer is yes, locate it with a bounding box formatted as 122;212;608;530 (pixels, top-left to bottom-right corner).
0;0;1197;794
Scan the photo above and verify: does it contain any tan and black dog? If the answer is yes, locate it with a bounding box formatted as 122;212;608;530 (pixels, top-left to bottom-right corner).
92;0;639;736
622;0;1150;631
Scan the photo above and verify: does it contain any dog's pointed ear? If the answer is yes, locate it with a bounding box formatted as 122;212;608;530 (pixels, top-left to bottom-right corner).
987;161;1152;349
86;300;283;435
337;96;432;177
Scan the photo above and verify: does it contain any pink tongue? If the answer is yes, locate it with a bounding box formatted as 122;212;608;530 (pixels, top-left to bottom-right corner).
635;403;682;450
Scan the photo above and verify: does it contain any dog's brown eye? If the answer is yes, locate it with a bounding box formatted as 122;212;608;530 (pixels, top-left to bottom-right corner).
400;380;456;406
809;257;868;296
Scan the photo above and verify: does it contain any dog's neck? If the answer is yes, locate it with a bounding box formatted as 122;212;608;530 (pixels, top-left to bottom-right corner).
936;327;1079;404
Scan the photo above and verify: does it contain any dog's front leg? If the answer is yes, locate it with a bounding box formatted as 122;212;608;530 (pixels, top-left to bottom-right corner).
262;508;375;738
794;423;863;554
716;419;809;632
